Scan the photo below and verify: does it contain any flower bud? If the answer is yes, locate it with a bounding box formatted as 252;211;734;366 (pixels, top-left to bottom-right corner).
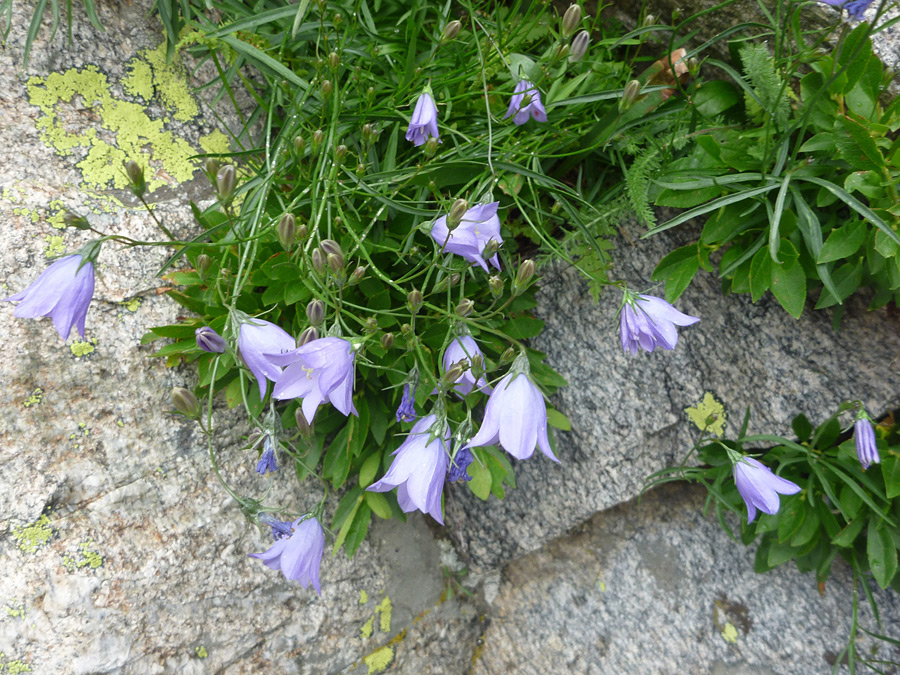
366;86;375;105
555;44;569;60
380;332;394;350
442;19;461;41
216;165;237;205
407;289;423;313
327;252;344;275
434;273;461;292
356;163;367;176
277;213;296;250
569;30;590;63
124;160;146;198
334;144;348;166
365;316;379;332
620;80;641;111
197;253;211;279
499;347;516;365
172;387;201;418
362;123;375;144
561;4;581;38
321;79;333;99
195;326;226;353
400;323;411;335
424;136;439;158
294;407;314;438
297;224;308;241
349;265;366;284
513;259;535;294
642;14;656;27
447;198;468;230
320;239;343;258
64;212;90;230
456;298;474;317
297;326;319;346
311;248;326;274
442;359;468;388
312;129;324;154
306;299;325;326
204;158;220;182
470;354;485;382
482;238;500;258
489;275;504;298
333;12;342;26
328;51;340;70
293;135;305;156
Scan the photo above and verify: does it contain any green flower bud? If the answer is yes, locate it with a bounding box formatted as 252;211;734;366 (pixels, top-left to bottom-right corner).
333;12;342;26
356;163;367;175
366;87;375;105
124;160;146;198
297;326;319;346
311;248;326;274
442;19;462;41
293;136;305;156
642;14;656;27
424;136;440;158
196;254;211;279
561;4;581;38
569;30;590;63
499;347;516;365
306;299;325;326
297;224;308;241
334;144;348;166
312;129;324;154
489;275;504;298
365;316;379;333
407;289;424;313
328;51;340;70
555;44;569;60
513;259;535;294
620;80;641;111
442;359;468;388
456;298;474;317
349;265;366;284
172;387;201;418
216;165;237;206
482;238;500;258
204;158;220;183
447;198;468;230
294;407;314;438
321;79;333;99
277;213;296;250
327;252;344;275
320;239;343;258
63;212;90;230
400;323;411;335
380;332;394;350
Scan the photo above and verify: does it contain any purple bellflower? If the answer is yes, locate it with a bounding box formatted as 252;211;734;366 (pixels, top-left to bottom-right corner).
368;414;450;524
4;254;95;340
504;80;548;126
196;326;226;353
396;383;417;423
442;335;492;396
256;436;278;475
732;456;801;523
249;516;325;593
465;353;558;462
854;417;880;470
620;293;699;355
818;0;874;19
405;91;440;147
238;318;296;400
448;447;474;482
269;337;357;424
430;202;503;272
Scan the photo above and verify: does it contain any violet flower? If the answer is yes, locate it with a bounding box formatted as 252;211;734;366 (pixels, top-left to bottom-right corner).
396;383;417;423
249;516;325;593
854;417;880;470
238;318;296;400
732;456;801;523
367;414;450;524
818;0;873;20
448;447;473;483
620;293;699;355
4;254;95;340
196;326;226;353
430;202;503;272
504;80;547;126
405;91;439;147
256;436;278;475
442;335;492;396
269;337;357;424
465;353;558;462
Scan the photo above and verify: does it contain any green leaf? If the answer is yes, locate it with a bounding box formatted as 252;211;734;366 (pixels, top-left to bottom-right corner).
225;377;243;409
868;521;898;589
767;540;797;568
692;80;740;117
468;458;492;500
749;246;772;302
546;408;571;431
818;220;867;263
504;316;545;340
777;494;807;543
358;452;381;488
332;486;364;531
770;260;806;318
790;508;820;548
651;244;702;303
645;184;780;237
832;514;866;547
365;492;392;519
344;504;372;558
792;414;812;442
331;493;362;555
882;456;900;499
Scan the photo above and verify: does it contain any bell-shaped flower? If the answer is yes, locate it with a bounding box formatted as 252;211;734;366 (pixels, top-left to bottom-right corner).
504;80;548;126
620;293;699;355
732;456;801;523
442;335;492;396
817;0;873;20
430;202;503;272
238;318;296;399
465;354;558;462
395;382;417;423
256;436;278;475
854;417;880;470
367;414;450;524
4;254;95;340
269;337;357;424
448;447;474;483
405;91;440;147
249;516;325;593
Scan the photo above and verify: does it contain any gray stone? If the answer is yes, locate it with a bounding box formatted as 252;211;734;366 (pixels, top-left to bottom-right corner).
472;482;900;675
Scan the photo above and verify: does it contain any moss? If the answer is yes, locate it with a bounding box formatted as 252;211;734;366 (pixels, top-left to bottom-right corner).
11;515;53;553
685;392;727;437
22;387;43;408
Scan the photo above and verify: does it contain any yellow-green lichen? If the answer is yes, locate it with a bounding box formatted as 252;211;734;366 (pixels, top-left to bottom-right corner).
199;129;231;155
22;388;43;408
62;541;104;571
47;201;69;230
122;60;154;100
12;515;53;553
360;595;392;639
0;655;32;674
136;41;199;122
363;646;393;674
377;596;392;633
69;338;98;357
359;589;368;605
120;297;142;312
6;603;26;619
685;392;727;437
194;646;208;659
360;615;375;640
43;235;65;258
720;622;738;644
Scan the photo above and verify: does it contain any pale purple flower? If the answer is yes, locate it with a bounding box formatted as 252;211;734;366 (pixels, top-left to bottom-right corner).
367;414;450;524
430;202;503;272
4;254;95;340
733;457;801;523
249;516;325;593
854;418;880;470
620;294;699;355
195;326;226;353
238;318;296;399
396;383;417;423
465;369;558;462
405;92;439;146
256;436;278;475
504;80;547;126
442;335;492;396
448;447;473;483
818;0;874;19
269;337;357;424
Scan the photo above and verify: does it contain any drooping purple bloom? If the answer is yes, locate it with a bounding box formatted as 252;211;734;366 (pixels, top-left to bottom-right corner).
238;318;296;399
4;254;95;340
430;202;503;272
448;447;474;482
396;383;417;423
817;0;874;19
367;414;450;524
854;417;880;470
259;513;295;540
504;80;548;126
733;457;801;523
465;370;558;462
196;326;226;353
249;516;325;593
620;294;699;355
256;436;278;475
269;337;357;424
442;335;492;396
405;92;440;147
